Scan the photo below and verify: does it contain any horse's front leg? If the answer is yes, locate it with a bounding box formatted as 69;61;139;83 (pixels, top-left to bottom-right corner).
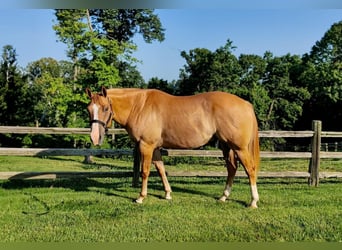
136;142;153;204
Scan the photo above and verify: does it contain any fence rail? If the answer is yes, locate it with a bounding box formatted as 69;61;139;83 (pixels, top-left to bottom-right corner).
1;121;342;185
0;126;127;135
0;148;313;158
0;126;317;137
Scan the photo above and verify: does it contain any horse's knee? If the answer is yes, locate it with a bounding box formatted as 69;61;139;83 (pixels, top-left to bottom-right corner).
141;170;150;179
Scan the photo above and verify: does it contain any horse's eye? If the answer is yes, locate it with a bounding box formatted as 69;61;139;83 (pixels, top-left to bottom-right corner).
104;107;109;112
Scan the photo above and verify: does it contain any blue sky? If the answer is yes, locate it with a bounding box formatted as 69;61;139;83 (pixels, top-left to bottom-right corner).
0;9;341;82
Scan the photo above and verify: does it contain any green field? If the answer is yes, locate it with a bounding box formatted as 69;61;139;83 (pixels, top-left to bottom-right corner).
0;155;341;242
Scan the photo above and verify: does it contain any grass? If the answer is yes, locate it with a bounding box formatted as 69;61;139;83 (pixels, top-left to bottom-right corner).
0;155;341;242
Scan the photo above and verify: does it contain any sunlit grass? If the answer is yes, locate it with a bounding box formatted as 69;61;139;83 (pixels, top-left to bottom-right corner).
0;155;341;242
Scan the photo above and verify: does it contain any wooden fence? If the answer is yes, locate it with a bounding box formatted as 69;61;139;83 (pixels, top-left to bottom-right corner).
0;120;342;186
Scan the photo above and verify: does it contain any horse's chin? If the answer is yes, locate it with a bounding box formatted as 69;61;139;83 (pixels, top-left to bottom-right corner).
97;139;104;146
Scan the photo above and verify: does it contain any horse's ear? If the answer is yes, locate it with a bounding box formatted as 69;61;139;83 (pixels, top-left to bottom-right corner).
101;86;107;97
86;88;92;98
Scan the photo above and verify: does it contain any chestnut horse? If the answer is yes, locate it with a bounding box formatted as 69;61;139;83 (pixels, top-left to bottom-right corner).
86;87;260;208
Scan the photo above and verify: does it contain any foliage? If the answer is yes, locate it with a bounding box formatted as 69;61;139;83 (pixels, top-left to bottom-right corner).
54;9;120;88
53;9;164;89
89;9;165;44
0;45;30;126
297;20;342;130
147;77;175;94
262;53;311;130
116;61;145;88
178;40;241;95
237;54;271;129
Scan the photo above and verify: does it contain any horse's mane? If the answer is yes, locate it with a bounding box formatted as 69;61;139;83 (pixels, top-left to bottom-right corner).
106;88;173;100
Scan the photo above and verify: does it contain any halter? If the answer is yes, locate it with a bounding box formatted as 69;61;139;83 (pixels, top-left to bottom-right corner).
90;97;113;133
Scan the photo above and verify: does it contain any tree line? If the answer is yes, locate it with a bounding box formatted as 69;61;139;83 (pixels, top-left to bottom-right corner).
0;9;341;148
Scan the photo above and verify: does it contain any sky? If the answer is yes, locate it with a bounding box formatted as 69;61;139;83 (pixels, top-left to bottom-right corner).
0;9;341;82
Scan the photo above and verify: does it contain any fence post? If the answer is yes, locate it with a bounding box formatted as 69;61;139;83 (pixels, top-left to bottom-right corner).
132;142;140;187
309;120;321;186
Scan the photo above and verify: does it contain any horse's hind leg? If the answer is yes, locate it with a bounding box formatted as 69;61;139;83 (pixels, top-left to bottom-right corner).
235;148;259;208
152;148;172;200
219;145;238;202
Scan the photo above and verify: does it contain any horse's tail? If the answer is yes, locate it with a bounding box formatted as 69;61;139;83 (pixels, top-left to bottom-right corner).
249;112;260;173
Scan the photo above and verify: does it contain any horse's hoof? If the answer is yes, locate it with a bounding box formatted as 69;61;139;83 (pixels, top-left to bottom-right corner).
135;197;144;204
165;192;172;200
219;196;227;202
249;203;258;209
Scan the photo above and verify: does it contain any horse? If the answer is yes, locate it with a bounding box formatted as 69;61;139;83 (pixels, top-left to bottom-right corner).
86;86;260;208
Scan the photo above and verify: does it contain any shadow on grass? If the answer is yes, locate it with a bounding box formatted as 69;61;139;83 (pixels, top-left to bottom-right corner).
0;178;127;192
1;175;260;207
145;178;249;207
1;178;139;214
41;156;132;171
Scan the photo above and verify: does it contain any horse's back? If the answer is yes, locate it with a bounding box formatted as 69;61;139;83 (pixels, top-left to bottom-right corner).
146;89;256;132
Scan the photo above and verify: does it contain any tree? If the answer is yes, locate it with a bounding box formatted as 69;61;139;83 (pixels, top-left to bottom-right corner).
89;9;165;44
178;47;213;95
27;57;63;80
238;54;271;130
53;9;165;89
54;9;92;81
117;62;145;88
0;45;28;125
178;40;241;95
26;58;85;128
147;77;174;94
310;20;342;64
54;9;123;87
262;53;310;130
298;20;342;130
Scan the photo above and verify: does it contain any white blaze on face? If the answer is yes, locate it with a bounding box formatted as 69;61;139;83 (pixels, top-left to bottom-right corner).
93;103;99;120
90;103;100;145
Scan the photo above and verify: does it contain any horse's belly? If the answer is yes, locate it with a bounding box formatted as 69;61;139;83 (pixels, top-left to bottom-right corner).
162;127;214;149
160;108;216;148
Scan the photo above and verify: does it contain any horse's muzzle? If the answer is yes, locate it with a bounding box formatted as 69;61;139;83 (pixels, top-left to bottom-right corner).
90;122;106;146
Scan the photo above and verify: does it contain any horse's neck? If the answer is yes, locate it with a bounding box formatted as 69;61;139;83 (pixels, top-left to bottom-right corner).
107;89;146;126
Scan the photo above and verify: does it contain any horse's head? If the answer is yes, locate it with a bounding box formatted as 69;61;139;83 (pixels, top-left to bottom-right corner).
86;86;113;146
